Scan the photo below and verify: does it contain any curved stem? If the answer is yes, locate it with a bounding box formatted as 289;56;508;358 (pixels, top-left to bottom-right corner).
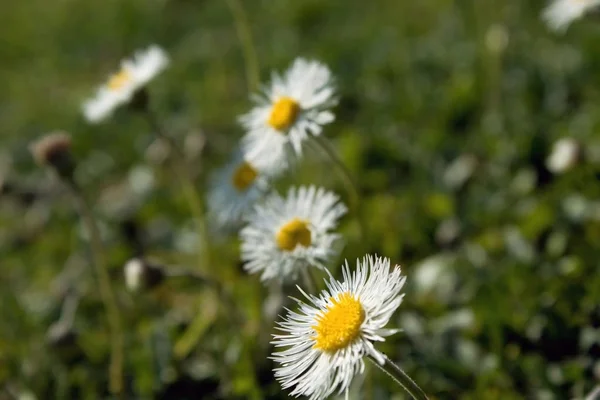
67;180;124;396
59;290;80;327
367;353;429;400
300;268;316;294
144;110;210;270
164;265;240;320
310;135;365;238
225;0;260;92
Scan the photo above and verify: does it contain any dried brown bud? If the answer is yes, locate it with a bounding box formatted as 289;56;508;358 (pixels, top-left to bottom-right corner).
30;132;75;180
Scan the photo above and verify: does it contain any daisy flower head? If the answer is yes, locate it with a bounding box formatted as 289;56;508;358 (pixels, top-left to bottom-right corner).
240;58;337;168
240;185;347;282
207;150;273;230
542;0;600;32
82;45;169;123
272;255;406;400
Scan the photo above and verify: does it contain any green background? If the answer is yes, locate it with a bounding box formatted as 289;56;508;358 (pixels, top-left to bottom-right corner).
1;0;599;399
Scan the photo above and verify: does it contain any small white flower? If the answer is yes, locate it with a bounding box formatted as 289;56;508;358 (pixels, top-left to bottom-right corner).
240;58;337;169
546;138;580;173
83;45;169;123
207;151;272;229
542;0;600;32
240;185;346;281
272;255;406;400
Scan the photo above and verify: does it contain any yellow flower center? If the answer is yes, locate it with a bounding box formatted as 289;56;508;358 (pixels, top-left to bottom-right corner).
312;293;365;353
276;218;311;251
231;161;258;192
268;97;300;131
107;68;132;91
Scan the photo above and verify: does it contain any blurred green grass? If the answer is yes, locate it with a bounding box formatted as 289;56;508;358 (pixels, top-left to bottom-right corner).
1;0;600;399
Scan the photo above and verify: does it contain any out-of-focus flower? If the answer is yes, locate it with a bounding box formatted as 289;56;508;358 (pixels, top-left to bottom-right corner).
546;138;580;174
240;58;337;169
206;151;274;230
542;0;600;32
82;45;169;123
271;255;406;400
240;185;346;281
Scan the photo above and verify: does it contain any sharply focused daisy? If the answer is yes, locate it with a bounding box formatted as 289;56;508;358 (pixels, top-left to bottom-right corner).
82;45;169;123
240;58;337;168
542;0;600;32
207;150;272;229
240;185;346;281
272;255;407;400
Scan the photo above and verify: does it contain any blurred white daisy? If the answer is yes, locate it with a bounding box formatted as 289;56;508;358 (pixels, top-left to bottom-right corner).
240;185;346;281
82;45;169;123
207;151;271;229
542;0;600;32
272;255;406;400
240;58;337;168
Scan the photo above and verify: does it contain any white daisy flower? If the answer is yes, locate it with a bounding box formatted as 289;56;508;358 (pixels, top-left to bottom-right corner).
207;150;271;229
240;185;347;281
272;255;406;400
82;45;169;123
240;58;337;168
542;0;600;32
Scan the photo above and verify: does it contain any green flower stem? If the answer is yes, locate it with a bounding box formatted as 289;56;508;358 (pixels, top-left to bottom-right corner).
300;268;317;294
225;0;260;91
367;353;429;400
144;110;210;270
310;135;365;239
67;179;124;396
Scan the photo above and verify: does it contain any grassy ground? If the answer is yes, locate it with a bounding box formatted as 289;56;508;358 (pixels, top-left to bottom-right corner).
1;0;599;399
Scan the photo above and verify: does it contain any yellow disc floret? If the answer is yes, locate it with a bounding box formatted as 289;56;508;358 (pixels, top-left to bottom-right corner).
232;161;258;191
276;218;311;251
312;293;365;353
107;68;132;91
268;97;300;131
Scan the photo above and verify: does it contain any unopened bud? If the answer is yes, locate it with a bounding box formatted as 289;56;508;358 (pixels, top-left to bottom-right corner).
546;138;581;174
124;257;164;292
30;132;75;181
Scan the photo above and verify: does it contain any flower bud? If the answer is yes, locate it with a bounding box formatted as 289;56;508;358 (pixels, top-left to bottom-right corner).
30;132;75;181
124;257;165;292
